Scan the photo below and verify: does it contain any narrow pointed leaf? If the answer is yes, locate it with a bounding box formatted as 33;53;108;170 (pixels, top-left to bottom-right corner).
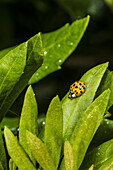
19;85;38;165
96;69;113;110
9;159;17;170
0;126;7;170
90;118;113;148
29;16;90;84
45;95;63;168
27;131;56;170
4;126;36;170
88;165;94;170
81;139;113;169
64;141;74;170
71;89;110;170
0;33;43;121
62;62;109;141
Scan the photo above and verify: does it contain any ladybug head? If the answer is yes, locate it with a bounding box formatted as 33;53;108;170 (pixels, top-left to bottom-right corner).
68;90;76;99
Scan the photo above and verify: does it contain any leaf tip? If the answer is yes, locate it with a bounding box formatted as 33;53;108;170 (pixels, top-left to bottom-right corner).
4;126;8;133
87;15;90;20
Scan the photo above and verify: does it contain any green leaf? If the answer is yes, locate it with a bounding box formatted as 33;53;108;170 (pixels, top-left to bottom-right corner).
81;139;113;170
4;126;36;170
0;46;15;60
26;131;56;170
88;165;94;170
29;16;90;84
9;159;17;170
0;33;43;121
96;69;113;110
64;141;74;170
0;161;4;170
0;42;27;121
62;62;109;141
1;117;19;129
98;156;113;170
90;118;113;149
19;85;38;165
0;126;7;170
71;89;110;170
45;95;63;168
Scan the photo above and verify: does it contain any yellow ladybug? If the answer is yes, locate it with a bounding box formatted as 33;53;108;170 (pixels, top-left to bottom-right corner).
68;81;86;99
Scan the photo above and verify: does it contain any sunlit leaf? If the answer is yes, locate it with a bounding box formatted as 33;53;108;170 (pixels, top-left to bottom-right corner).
29;16;90;84
0;33;43;121
81;139;113;169
4;126;36;170
71;89;110;169
27;131;56;170
62;62;108;141
64;140;74;170
45;95;63;168
19;85;38;165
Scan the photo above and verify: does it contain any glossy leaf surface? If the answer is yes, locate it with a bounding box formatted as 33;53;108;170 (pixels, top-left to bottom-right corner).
96;69;113;110
90;118;113;148
0;43;27;121
98;156;113;170
27;131;56;170
0;33;43;121
4;126;36;170
71;89;110;170
45;95;63;169
29;16;90;84
81;139;113;169
62;62;108;141
19;85;38;165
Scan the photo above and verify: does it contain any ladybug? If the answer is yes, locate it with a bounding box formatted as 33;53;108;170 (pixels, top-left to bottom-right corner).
68;81;86;99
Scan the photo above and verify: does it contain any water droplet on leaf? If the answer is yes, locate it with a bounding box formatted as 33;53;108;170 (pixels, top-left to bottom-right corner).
59;59;62;63
70;42;73;45
45;66;48;69
44;51;47;55
106;121;109;125
43;121;45;125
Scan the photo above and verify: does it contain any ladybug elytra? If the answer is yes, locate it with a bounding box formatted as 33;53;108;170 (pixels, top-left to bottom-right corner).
68;81;86;99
